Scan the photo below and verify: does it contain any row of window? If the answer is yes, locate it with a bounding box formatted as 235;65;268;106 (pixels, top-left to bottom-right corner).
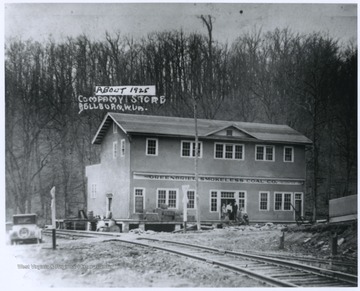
136;189;302;213
259;191;303;211
91;185;302;214
179;141;294;162
112;138;295;162
135;188;196;212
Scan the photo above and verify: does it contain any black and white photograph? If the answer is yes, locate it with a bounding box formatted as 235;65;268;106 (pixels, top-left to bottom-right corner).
3;1;358;288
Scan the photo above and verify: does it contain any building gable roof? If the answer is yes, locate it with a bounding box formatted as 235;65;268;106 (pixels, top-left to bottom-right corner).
92;112;312;145
204;125;258;139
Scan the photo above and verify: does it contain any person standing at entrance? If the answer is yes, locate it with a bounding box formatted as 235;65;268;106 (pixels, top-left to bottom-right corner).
221;204;226;220
233;202;238;222
226;203;232;220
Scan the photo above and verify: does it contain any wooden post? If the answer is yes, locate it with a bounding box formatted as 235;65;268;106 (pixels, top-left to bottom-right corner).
279;231;285;249
52;228;56;249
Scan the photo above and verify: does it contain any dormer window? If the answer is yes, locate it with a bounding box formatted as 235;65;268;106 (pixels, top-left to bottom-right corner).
226;129;233;136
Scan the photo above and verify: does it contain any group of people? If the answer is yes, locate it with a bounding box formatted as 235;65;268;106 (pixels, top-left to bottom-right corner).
221;201;249;224
221;201;238;221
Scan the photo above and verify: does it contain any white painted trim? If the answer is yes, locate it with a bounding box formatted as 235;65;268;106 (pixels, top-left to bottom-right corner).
214;142;245;160
283;146;294;163
294;192;304;217
120;139;125;157
106;194;113;212
156;188;179;209
204;124;258;139
214;143;224;159
238;190;247;213
185;189;196;209
92;113;129;144
274;192;282;211
108;113;128;135
146;138;158;156
133;172;305;186
134;188;145;214
180;140;203;158
284;192;293;211
209;190;219;213
91;113;112;144
259;191;270;211
255;145;275;162
209;190;247;214
274;192;293;211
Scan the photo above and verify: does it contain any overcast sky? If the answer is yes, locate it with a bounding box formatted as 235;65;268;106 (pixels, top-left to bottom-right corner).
4;2;358;46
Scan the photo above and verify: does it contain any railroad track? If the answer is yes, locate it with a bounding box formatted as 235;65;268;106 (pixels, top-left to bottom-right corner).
243;250;357;274
134;237;357;287
42;228;121;239
43;229;358;287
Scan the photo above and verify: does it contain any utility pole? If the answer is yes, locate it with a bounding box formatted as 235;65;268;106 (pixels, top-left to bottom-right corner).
182;185;189;233
194;100;201;231
50;186;56;250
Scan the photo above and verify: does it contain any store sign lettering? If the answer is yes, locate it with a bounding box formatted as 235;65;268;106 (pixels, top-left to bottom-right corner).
133;173;304;185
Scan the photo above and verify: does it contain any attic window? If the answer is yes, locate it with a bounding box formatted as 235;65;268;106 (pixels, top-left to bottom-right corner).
226;129;233;136
113;122;117;134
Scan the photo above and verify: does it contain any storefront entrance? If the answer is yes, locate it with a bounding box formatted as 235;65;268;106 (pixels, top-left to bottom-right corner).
221;198;236;220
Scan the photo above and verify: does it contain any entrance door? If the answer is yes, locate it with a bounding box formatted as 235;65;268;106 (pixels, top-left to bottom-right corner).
294;193;303;220
106;193;113;219
219;191;236;220
221;198;235;220
135;189;144;213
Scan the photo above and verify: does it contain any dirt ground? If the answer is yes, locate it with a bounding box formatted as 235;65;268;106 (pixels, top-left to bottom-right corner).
2;222;357;288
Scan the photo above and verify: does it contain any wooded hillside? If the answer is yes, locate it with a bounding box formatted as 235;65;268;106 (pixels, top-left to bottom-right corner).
5;24;357;223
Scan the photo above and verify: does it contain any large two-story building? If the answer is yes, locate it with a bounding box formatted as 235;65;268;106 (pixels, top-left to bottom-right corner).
86;112;312;230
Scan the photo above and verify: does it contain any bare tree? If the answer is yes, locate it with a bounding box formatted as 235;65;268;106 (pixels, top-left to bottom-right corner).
5;26;357;223
292;33;341;220
5;40;57;214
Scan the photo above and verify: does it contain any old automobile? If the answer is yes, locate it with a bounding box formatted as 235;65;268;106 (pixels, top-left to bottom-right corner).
9;214;42;244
